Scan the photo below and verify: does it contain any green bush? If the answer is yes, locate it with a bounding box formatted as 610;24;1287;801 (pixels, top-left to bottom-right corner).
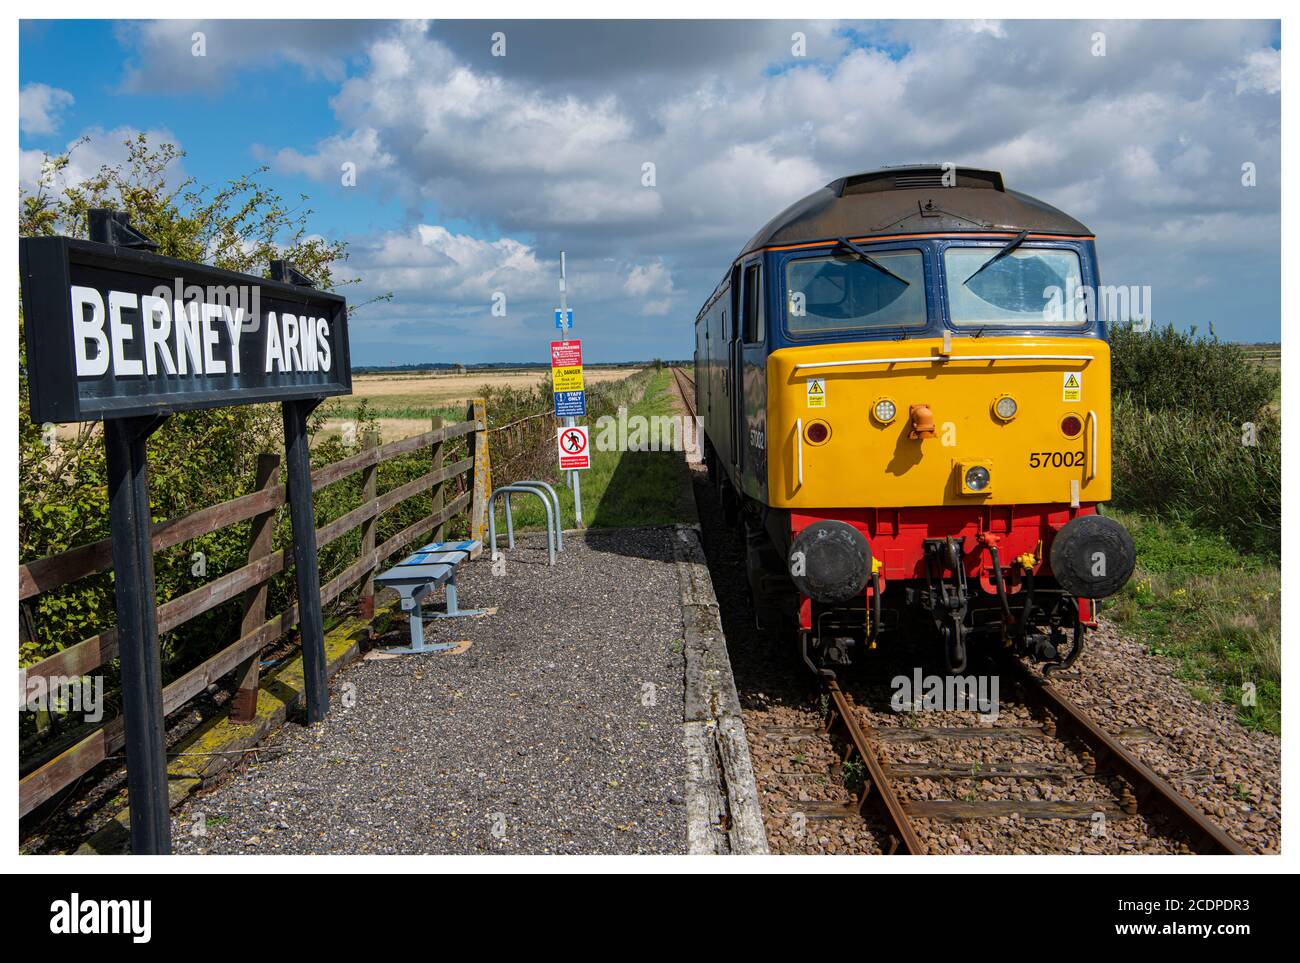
1109;324;1280;557
1110;323;1278;422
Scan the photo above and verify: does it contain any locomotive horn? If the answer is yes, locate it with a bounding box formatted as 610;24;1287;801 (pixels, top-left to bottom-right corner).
1049;514;1136;599
909;403;936;440
789;521;872;603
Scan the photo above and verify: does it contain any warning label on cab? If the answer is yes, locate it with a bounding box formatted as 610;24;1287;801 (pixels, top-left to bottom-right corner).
806;377;826;408
1062;372;1082;402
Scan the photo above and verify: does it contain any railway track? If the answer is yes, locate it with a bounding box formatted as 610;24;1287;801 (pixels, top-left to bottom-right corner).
671;365;695;418
673;364;1248;856
823;659;1248;854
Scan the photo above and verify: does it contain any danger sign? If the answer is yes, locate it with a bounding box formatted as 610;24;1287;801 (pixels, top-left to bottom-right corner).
557;425;591;470
1062;371;1082;402
551;339;584;393
806;377;826;408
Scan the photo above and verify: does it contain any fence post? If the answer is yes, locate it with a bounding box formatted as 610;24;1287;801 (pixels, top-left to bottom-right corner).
358;430;380;619
468;398;491;544
230;452;281;725
430;415;446;543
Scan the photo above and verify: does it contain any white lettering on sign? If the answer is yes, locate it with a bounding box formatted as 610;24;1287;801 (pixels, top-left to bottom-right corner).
175;299;202;375
108;291;142;377
71;286;109;376
263;313;331;373
140;295;176;376
68;286;331;379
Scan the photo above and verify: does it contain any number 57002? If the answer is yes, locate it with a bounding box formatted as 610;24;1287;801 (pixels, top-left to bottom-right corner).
1028;451;1085;468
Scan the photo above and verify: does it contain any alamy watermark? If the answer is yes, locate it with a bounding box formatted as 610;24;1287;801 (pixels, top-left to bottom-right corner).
21;670;104;723
592;406;703;458
1043;278;1153;331
890;668;1000;721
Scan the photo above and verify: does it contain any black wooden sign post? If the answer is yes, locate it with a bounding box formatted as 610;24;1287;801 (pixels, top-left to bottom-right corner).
20;212;351;853
270;260;332;724
104;413;172;853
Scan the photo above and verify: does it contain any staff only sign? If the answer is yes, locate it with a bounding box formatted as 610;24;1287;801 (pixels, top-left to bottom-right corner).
20;236;351;423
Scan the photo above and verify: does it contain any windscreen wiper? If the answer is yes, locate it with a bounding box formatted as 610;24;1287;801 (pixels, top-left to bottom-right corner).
963;229;1030;285
835;237;911;287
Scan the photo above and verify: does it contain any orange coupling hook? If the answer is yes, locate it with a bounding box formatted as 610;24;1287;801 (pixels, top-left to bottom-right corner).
909;403;936;440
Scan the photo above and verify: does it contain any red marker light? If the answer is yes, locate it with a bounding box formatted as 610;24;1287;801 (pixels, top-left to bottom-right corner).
806;421;830;444
1061;415;1083;437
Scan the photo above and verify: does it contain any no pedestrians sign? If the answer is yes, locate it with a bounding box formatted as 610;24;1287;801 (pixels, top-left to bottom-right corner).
557;424;591;470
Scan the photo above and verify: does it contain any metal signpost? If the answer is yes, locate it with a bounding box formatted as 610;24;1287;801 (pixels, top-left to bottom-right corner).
19;211;351;854
553;251;583;526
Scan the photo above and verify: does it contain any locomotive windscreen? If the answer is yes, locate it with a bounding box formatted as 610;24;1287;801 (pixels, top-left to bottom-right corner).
944;247;1086;327
785;250;926;333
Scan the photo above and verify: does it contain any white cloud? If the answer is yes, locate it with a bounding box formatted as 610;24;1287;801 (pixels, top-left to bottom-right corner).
624;260;676;316
353;224;551;303
116;20;389;93
19;83;74;136
266;127;395;186
100;19;1281;356
1231;47;1281;95
19;126;183;196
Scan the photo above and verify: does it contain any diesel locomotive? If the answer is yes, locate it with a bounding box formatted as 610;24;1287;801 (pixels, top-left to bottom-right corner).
693;165;1136;674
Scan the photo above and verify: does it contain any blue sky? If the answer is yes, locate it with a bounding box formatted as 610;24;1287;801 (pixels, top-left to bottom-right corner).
20;20;1282;365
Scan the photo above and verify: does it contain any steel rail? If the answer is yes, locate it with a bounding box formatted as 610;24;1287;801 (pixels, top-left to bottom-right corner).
824;679;927;854
672;366;697;418
1001;655;1247;854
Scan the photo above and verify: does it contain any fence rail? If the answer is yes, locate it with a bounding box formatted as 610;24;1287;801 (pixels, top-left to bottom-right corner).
19;399;491;818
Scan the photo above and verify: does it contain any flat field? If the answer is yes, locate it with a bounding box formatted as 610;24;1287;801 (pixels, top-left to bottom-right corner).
320;366;642;441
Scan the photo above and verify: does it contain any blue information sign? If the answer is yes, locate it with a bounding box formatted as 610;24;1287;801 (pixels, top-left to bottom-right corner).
553;390;586;417
554;308;573;330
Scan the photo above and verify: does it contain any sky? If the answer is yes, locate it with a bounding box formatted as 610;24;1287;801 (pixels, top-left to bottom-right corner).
18;19;1282;365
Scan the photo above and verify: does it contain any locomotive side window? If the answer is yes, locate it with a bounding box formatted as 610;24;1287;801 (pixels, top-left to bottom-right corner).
742;264;764;344
784;250;926;333
944;246;1086;327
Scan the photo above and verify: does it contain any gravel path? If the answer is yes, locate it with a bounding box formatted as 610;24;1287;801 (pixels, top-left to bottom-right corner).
173;529;688;854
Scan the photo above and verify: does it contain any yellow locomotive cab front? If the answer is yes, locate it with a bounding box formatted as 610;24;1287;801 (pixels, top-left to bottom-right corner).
766;335;1112;510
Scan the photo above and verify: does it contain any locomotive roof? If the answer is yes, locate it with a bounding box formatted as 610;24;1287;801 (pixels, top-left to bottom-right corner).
739;165;1092;256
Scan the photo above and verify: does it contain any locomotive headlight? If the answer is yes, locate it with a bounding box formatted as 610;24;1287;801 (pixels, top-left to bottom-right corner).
958;459;993;495
965;465;991;491
873;398;897;425
992;394;1018;422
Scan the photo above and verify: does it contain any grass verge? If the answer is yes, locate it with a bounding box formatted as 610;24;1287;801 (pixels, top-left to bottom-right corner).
496;368;690;531
1103;510;1280;734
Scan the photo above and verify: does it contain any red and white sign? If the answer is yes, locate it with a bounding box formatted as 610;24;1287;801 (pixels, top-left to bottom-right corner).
550;340;582;368
557;425;591;470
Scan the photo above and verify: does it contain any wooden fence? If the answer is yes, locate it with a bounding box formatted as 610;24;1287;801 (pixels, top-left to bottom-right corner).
18;399;492;819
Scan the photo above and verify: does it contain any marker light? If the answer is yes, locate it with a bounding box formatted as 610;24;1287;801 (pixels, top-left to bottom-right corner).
873;398;897;424
1061;414;1083;438
993;395;1018;421
806;420;830;444
964;465;991;491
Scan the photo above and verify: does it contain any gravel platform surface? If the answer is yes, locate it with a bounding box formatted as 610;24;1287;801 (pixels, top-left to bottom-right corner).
173;529;688;854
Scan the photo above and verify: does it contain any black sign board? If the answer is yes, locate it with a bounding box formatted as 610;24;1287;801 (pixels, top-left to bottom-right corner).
20;217;351;855
20;236;352;423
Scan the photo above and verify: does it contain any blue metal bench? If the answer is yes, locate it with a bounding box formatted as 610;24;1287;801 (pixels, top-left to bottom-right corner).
373;539;484;653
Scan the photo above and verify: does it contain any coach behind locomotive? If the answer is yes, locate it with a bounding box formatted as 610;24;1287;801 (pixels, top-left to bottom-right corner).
693;165;1135;674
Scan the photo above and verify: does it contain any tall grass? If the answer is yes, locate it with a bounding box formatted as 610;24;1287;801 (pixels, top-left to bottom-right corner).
1112;398;1280;557
1105;324;1280;731
1109;324;1280;557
